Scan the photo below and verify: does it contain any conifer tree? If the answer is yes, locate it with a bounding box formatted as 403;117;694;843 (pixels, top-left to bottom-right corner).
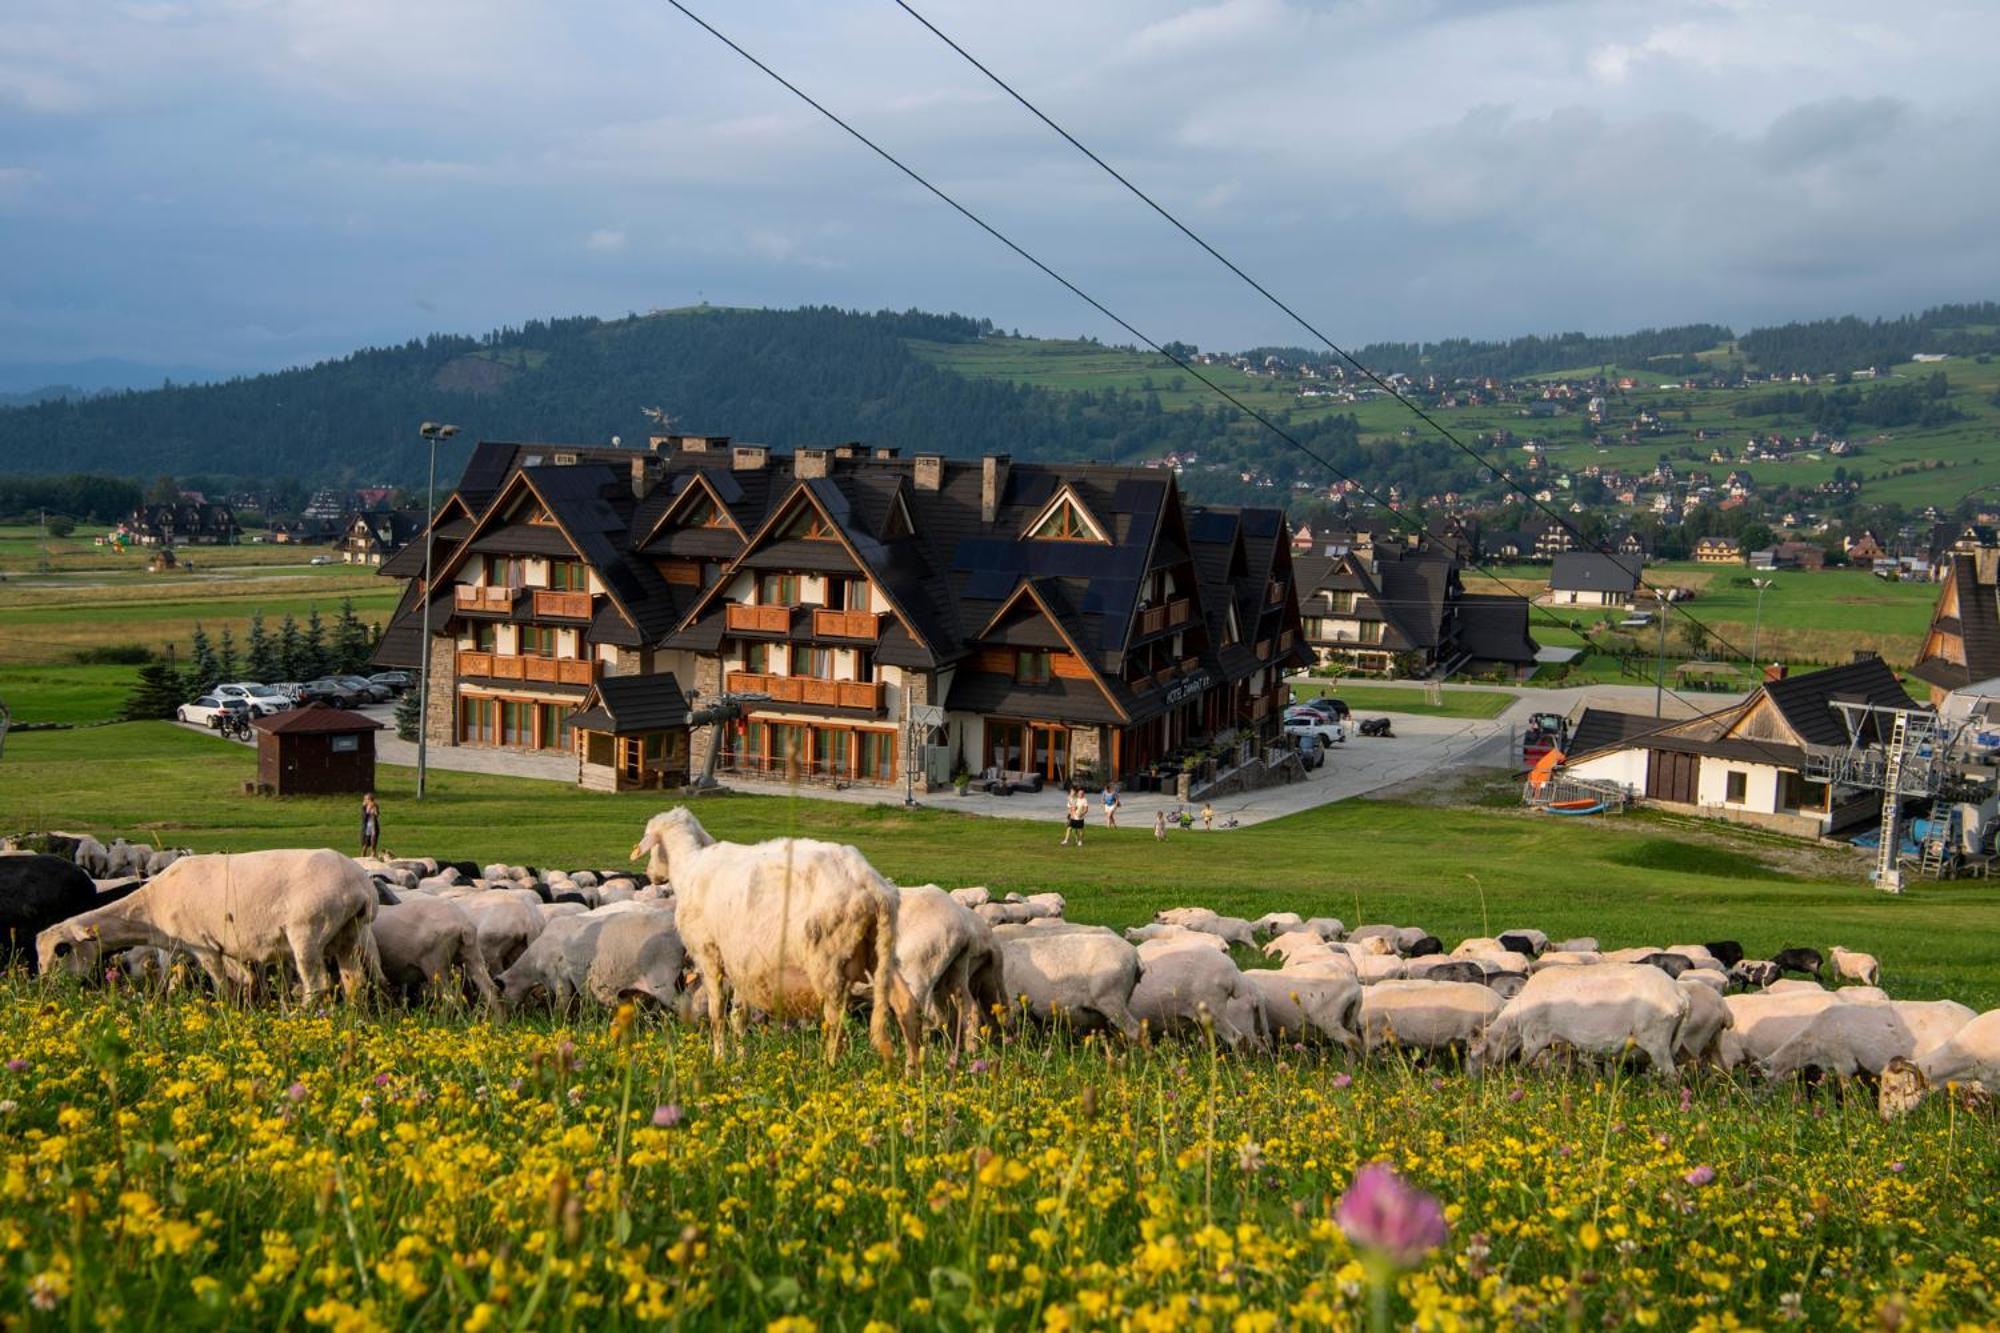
247;612;279;681
187;624;220;692
122;661;187;720
277;614;303;680
332;598;371;673
218;626;239;681
303;607;329;678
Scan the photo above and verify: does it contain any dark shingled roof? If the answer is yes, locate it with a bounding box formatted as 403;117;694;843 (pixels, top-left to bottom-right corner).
1457;593;1539;665
1760;655;1910;748
567;673;689;735
1912;553;2000;690
1566;707;1668;758
252;702;383;735
1549;552;1642;593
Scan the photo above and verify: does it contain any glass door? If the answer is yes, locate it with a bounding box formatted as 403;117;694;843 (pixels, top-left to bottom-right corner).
1031;724;1069;781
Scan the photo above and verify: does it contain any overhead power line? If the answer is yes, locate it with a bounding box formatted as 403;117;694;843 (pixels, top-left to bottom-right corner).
890;0;1774;672
659;0;1775;746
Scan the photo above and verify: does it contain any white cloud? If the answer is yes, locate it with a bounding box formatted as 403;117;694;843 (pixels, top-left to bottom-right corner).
584;228;629;254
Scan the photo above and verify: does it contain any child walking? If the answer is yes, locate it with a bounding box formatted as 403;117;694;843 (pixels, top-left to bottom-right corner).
359;792;382;858
1060;787;1089;847
1153;808;1168;841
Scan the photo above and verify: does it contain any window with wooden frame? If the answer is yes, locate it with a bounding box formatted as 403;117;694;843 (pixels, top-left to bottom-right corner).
486;554;520;587
473;623;497;651
883;493;915;539
681;494;731;530
758;573;800;606
1026;492;1106;542
549;559;588;590
745;643;773;674
524;504;556;527
794;646;833;679
1014;650;1052;685
777;504;836;540
520;625;557;658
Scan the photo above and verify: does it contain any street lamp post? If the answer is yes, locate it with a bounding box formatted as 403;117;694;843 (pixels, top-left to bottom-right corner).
415;422;460;799
1749;577;1775;675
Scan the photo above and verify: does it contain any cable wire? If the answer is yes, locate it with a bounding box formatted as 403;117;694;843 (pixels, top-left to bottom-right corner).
891;0;1773;671
660;0;1766;746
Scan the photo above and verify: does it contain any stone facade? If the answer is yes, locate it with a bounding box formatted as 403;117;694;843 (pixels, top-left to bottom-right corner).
685;655;724;777
1069;726;1104;783
423;636;457;748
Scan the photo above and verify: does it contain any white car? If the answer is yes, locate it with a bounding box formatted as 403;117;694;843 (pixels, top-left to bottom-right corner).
309;554;334;566
1284;716;1346;747
214;682;292;716
177;694;232;727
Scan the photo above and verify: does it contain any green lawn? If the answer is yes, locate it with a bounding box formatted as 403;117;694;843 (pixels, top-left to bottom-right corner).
1290;681;1516;718
0;662;139;724
11;722;2000;1007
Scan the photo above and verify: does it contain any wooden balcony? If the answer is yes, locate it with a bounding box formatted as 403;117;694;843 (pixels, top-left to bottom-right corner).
725;671;886;715
457;650;597;687
725;603;794;634
1137;596;1193;637
1180;656;1200;675
531;589;592;620
1251;692;1278;719
812;608;884;641
454;585;516;613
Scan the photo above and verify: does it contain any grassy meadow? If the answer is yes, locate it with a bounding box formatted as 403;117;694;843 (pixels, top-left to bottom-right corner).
11;722;2000;1008
1289;683;1516;720
3;982;1995;1330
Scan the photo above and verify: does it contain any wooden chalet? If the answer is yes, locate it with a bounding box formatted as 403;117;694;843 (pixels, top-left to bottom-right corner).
374;437;1312;791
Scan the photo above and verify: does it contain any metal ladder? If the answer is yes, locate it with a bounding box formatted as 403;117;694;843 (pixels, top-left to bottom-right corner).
1920;799;1956;878
1875;710;1913;893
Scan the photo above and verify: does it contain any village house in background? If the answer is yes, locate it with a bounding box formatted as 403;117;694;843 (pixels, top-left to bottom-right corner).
1694;535;1742;564
1911;546;2000;704
1559;656;1910;839
1292;526;1538;678
372;436;1310;792
342;509;426;565
118;500;240;547
1543;552;1642;608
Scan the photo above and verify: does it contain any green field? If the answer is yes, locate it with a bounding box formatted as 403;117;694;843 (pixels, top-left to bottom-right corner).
0;662;140;724
912;338;2000;510
11;723;1999;1007
1290;682;1516;719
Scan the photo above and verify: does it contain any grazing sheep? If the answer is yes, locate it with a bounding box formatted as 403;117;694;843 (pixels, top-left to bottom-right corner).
1021;892;1066;919
1131;944;1266;1051
1553;937;1599;954
994;928;1142;1040
1472;964;1688;1076
1771;947;1824;979
495;915;608;1013
950;886;993;909
372;897;498;1009
1498;929;1548;956
1452;937;1509;959
1252;911;1304;939
1676;978;1734;1067
1678;968;1728;996
457;892;546;973
632;807;912;1067
1300;917;1347;941
1263;930;1340;966
1663;945;1722;971
1529;950;1602;972
1242;969;1362;1053
1729;960;1780;990
1405;934;1444;958
37;849;380;1005
1359;980;1503;1055
1637;952;1692;980
1719;990;1845;1069
894;886;1002;1047
1349;924;1403;948
1915;1007;2000;1088
1760;1001;1974;1082
584;912;688;1009
975;901;1045;926
1703;940;1745;969
1404;959;1487;986
1130;925;1228;954
1600;946;1665;966
3;854;143;973
1169;913;1258;948
1768;978;1825;995
1486;973;1529;1002
1829;947;1882;988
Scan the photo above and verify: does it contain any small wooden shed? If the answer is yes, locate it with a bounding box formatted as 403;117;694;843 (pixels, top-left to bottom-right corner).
252;703;384;796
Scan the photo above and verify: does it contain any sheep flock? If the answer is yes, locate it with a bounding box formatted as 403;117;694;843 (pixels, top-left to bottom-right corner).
8;812;1998;1122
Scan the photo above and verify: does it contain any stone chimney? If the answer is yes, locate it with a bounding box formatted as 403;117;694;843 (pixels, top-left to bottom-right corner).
630;455;661;500
732;444;769;471
872;446;900;460
832;443;862;459
1763;662;1788;682
914;454;944;492
794;448;831;480
981;454;1011;524
671;434;727;454
647;435;674;453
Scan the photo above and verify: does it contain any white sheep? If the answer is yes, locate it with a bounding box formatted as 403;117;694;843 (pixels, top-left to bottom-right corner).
1131;943;1266;1051
1760;1001;1975;1081
632;807;912;1067
37;848;380;1005
1676;977;1734;1068
372;896;498;1009
456;892;546;973
1829;946;1882;988
893;885;1002;1048
1359;979;1502;1054
994;926;1142;1040
1242;969;1362;1053
1915;1007;2000;1087
1252;911;1304;938
1472;964;1688;1076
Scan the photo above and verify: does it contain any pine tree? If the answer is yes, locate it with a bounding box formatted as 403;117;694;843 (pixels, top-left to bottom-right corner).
247;611;279;682
303;607;329;679
394;685;423;743
277;614;303;680
218;626;239;681
122;661;187;720
332;598;371;673
187;624;220;692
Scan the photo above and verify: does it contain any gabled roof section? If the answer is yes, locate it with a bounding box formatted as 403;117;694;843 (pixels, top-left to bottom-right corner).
1022;485;1111;543
1752;656;1911;748
638;468;747;547
567;673;690;735
1550;551;1642;593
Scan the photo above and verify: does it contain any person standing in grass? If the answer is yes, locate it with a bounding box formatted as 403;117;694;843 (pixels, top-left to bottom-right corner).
1060;787;1089;847
1201;801;1215;831
1102;783;1121;829
1153;808;1168;841
360;792;382;858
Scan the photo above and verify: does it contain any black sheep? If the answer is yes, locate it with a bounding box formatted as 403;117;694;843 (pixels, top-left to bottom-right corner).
1405;934;1444;958
1420;960;1486;985
1498;933;1539;957
552;891;590;907
1638;952;1691;979
1702;940;1745;969
1772;947;1824;979
1;855;140;973
441;860;481;880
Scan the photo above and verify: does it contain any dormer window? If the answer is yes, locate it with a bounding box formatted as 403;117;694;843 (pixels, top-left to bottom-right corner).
682;494;731;529
1025;490;1107;543
525;504;556;526
884;492;915;539
777;504;836;541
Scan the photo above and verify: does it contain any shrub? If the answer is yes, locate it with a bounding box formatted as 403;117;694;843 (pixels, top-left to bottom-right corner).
72;643;154;665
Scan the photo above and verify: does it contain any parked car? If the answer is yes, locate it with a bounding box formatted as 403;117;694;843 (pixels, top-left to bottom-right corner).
213;682;292;716
1283;715;1346;747
176;694;233;727
299;678;360;708
335;674;393;704
1287;697;1351;724
1294;732;1327;770
368;671;413;694
309;554;334;566
269;682;306;702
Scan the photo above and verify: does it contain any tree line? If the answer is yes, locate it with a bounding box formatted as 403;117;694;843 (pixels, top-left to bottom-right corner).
120;601;381;720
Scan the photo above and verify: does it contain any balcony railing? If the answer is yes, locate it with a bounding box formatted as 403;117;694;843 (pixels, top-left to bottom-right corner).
1251;692;1279;719
454;585;516;612
725;671;886;714
531;589;592;620
457;650;598;687
725;603;794;634
1137;596;1192;637
812;608;884;641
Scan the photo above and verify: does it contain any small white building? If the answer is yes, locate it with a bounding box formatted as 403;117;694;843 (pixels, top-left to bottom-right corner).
1544;552;1641;608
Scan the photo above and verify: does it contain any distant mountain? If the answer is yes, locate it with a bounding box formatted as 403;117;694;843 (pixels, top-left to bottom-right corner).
0;357;222;395
0;385;95;409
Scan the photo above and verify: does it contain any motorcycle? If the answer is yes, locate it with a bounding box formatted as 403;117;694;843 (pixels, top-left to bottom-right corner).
1358;717;1394;738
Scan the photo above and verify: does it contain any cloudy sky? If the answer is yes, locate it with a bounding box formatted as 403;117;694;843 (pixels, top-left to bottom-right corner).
3;0;1997;384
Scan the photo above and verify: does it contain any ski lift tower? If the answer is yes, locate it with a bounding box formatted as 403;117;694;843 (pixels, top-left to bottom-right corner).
1805;701;1959;893
686;690;770;790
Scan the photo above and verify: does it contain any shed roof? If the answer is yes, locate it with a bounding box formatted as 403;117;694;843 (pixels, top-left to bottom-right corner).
253;703;384;734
